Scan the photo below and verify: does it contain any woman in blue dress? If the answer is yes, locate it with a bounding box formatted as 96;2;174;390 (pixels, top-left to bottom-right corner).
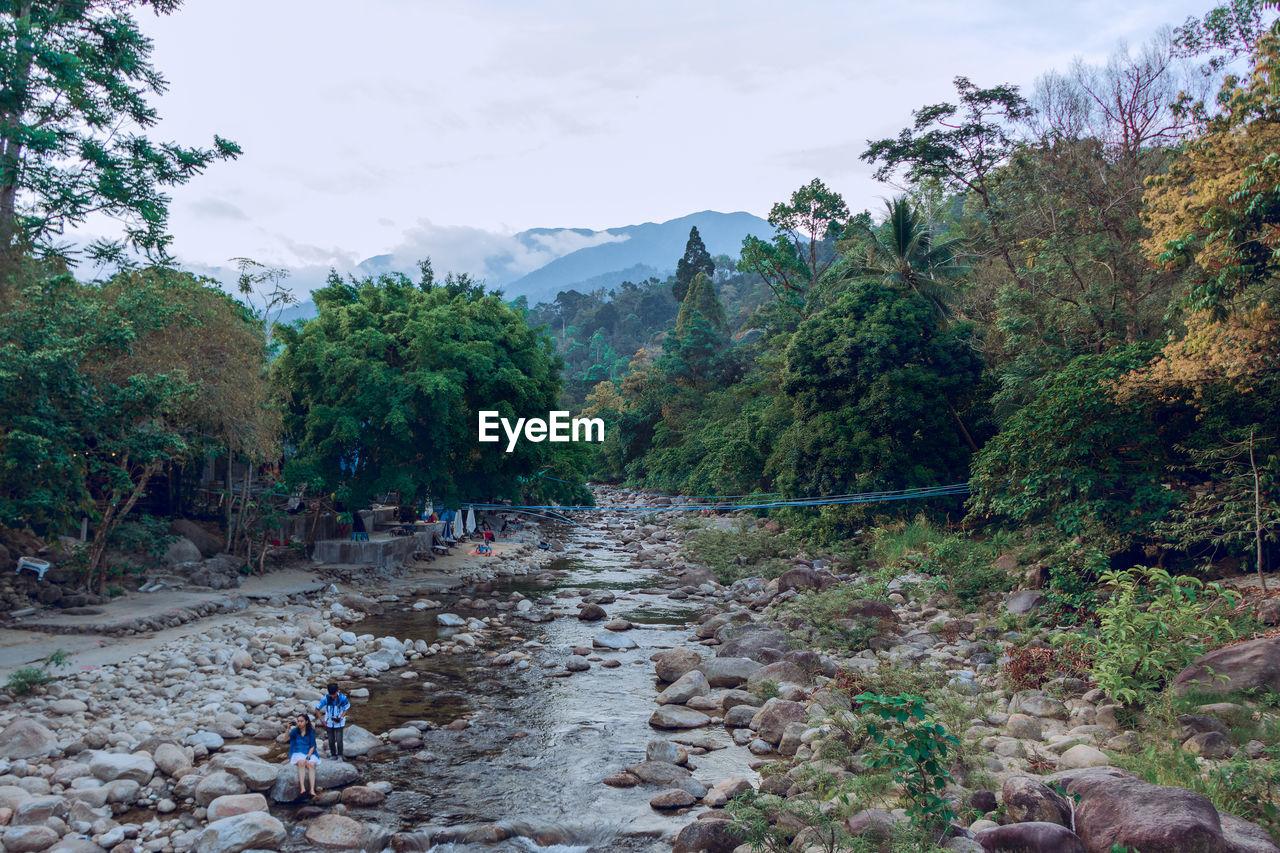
288;714;320;796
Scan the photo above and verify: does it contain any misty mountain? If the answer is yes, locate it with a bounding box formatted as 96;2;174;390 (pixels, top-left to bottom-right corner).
272;210;773;324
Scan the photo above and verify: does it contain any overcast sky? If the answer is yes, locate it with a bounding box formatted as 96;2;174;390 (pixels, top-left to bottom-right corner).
133;0;1212;287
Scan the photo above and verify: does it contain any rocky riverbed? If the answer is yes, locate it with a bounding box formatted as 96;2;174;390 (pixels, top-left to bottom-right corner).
0;500;1278;853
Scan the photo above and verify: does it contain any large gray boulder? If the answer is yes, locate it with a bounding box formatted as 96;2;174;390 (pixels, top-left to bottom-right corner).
1071;775;1227;853
716;628;789;662
657;670;710;705
1001;776;1071;826
161;536;203;566
334;725;380;757
0;719;58;759
695;657;762;688
194;771;247;806
152;742;192;778
216;753;278;791
194;812;286;853
88;752;155;785
1220;813;1280;853
1173;637;1280;697
671;819;741;853
206;793;269;821
976;822;1085;853
268;760;359;803
624;760;691;786
750;698;807;744
648;707;711;730
1;825;60;852
304;814;367;849
653;648;703;683
169;520;223;557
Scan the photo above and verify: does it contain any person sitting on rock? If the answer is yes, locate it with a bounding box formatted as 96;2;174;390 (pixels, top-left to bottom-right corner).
288;714;320;796
315;682;350;759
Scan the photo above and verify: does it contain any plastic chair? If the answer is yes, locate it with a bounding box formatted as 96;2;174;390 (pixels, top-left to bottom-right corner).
16;557;50;581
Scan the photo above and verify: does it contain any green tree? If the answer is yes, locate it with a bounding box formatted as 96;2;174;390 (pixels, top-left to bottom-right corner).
739;178;849;316
0;0;240;282
674;225;714;303
661;272;729;387
848;196;966;320
276;268;587;509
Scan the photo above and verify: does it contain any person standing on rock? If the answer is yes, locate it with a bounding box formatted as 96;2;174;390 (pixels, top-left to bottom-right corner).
315;682;350;759
288;714;320;796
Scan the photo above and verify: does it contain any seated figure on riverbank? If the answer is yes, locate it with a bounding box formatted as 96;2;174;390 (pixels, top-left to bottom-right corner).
288;715;320;796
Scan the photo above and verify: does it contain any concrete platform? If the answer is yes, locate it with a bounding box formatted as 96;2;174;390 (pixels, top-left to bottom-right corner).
311;535;416;570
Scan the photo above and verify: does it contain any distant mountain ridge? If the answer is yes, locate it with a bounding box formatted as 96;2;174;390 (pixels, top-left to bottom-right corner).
272;210;773;324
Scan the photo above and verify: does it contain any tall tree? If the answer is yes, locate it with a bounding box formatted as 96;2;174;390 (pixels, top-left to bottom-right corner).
0;0;239;284
674;225;714;303
738;178;849;316
662;272;728;387
848;196;966;319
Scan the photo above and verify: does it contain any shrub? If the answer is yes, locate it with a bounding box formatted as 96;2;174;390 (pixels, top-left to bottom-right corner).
1055;566;1240;705
775;585;882;651
853;692;960;830
681;523;798;583
5;649;71;695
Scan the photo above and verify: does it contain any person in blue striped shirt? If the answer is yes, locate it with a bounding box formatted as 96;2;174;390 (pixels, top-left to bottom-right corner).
315;683;350;759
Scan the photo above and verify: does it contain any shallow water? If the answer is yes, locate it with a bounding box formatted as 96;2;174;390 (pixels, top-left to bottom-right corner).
283;521;753;852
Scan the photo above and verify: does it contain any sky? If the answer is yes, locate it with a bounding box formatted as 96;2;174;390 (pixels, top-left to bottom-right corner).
131;0;1214;290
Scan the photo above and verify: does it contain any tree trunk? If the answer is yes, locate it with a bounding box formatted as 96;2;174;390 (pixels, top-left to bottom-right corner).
1249;427;1267;592
0;0;36;290
86;461;161;595
948;404;980;454
224;452;234;549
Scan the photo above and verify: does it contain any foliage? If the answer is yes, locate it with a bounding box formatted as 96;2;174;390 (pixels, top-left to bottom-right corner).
900;530;1015;608
1054;566;1241;704
674;225;715;303
775;585;882;651
852;692;961;828
0;0;240;277
680;523;798;584
4;648;70;695
276;268;591;510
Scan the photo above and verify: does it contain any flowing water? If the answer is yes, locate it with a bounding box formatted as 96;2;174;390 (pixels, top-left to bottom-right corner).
282;521;753;852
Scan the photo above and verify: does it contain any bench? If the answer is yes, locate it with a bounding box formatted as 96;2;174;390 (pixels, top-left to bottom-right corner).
16;557;50;581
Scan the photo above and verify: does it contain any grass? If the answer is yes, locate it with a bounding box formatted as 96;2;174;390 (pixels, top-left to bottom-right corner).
774;585;884;652
681;522;800;583
860;516;1015;610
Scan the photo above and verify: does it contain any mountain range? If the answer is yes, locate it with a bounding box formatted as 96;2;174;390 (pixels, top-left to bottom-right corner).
275;210;772;324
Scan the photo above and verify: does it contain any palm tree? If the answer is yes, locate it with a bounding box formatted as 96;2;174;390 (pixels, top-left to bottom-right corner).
850;196;967;319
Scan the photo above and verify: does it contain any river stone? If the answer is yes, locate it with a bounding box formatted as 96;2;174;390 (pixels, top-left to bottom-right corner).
1173;637;1280;697
716;629;789;663
1057;744;1110;769
218;754;278;791
13;795;67;825
48;699;87;715
1072;775;1226;853
646;740;688;765
603;773;638;788
235;686;271;706
335;725;380;757
658;670;711;705
0;719;58;759
338;592;383;615
269;760;358;802
88;752;154;785
206;793;269;821
195;811;286;853
672;819;741;853
1005;713;1043;741
746;660;808;686
47;840;107;853
566;655;590;672
1184;731;1233;759
437;613;465;627
578;604;607;621
723;705;757;728
624;760;691;786
603;619;632;631
152;742;192;778
844;809;905;840
654;648;703;683
196;770;248;805
650;788;696;809
976;823;1086;853
1;825;59;852
702;776;752;808
1220;813;1280;853
593;632;638;650
776;567;834;594
1005;589;1044;615
650;707;711;730
304;813;366;849
695;657;762;688
340;785;386;806
750;698;807;744
1002;776;1072;826
189;731;225;750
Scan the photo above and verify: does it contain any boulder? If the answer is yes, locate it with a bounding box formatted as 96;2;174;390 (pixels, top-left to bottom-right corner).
268;760;358;803
654;648;704;683
205;793;269;821
162;536;203;565
646;740;688;765
844;809;905;840
624;760;691;786
1057;744;1110;770
1173;637;1280;697
218;754;278;791
658;670;711;705
235;686;271;706
0;719;58;759
195;770;248;805
649;707;711;730
593;632;637;650
1005;590;1044;615
750;698;807;744
650;788;696;809
776;567;834;594
746;660;809;687
1;826;59;852
577;604;606;621
338;593;383;615
340;785;386;807
194;812;286;853
695;657;763;688
304;814;366;849
335;725;380;758
1072;776;1227;853
976;823;1086;853
88;752;154;785
1184;731;1233;759
1220;813;1280;853
671;819;741;853
716;628;789;662
702;776;752;808
1001;776;1071;826
1009;690;1067;719
169;520;223;557
152;742;192;778
722;705;757;728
